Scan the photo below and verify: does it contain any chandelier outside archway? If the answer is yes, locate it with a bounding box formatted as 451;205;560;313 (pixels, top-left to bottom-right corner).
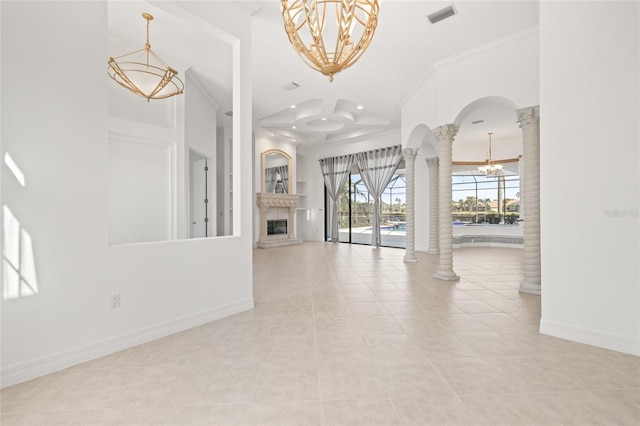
281;0;380;82
478;132;503;176
108;13;184;101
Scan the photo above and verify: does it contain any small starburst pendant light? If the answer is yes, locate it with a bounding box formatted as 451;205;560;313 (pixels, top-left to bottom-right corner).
281;0;380;82
478;132;503;176
108;13;184;101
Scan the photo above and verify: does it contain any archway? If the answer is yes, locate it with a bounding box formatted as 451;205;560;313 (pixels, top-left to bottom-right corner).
453;98;522;228
435;97;540;295
403;124;437;262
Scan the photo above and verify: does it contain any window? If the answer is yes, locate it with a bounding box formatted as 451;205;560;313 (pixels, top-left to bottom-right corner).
452;174;520;224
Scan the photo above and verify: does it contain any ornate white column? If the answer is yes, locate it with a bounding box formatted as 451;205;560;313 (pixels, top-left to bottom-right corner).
403;148;418;263
518;106;541;294
433;124;459;281
425;157;439;254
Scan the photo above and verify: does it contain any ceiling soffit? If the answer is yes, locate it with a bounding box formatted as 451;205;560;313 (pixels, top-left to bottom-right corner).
258;98;391;144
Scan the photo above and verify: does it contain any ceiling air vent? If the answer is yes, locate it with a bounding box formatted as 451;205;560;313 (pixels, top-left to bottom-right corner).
427;5;457;24
471;119;484;124
282;82;301;91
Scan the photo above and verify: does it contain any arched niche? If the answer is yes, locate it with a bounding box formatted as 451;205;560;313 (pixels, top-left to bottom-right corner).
260;148;293;194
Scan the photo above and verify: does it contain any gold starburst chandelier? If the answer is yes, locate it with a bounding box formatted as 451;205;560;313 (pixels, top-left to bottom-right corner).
478;132;503;176
108;13;184;101
281;0;380;82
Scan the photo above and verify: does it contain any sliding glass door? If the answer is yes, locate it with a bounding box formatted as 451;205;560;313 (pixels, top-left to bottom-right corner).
379;172;406;248
328;167;406;248
337;177;351;243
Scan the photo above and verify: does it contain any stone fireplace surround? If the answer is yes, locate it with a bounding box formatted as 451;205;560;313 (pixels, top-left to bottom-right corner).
256;193;303;248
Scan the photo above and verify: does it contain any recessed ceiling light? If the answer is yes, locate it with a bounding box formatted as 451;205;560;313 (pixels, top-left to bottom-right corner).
292;126;296;129
321;117;327;121
292;139;296;142
290;105;296;109
357;105;364;110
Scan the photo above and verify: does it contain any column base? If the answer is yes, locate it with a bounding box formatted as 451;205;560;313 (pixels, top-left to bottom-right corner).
434;271;460;281
519;280;541;295
426;249;439;255
403;255;418;263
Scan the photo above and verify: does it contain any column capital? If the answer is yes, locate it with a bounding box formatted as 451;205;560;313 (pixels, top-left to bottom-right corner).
433;124;459;143
425;157;439;168
517;105;540;129
402;147;418;160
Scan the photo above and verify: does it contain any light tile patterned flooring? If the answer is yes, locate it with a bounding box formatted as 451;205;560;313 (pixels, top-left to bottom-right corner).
2;243;639;425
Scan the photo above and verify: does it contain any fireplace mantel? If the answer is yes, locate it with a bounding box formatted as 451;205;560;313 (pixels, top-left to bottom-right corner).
256;192;299;208
256;193;303;248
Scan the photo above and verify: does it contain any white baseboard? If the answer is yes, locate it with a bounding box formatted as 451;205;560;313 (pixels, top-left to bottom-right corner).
540;319;640;356
1;298;254;388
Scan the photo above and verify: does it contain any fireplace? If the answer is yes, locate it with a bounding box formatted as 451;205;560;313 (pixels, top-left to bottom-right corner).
256;193;303;248
267;219;287;235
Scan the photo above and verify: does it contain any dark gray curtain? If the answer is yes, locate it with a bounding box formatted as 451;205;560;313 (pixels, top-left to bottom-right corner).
355;145;403;247
319;154;353;242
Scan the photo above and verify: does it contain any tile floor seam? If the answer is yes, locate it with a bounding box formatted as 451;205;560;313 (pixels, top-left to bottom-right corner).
311;288;326;426
2;244;638;425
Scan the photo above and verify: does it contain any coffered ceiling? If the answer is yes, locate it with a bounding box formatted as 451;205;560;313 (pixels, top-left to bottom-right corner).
108;1;539;159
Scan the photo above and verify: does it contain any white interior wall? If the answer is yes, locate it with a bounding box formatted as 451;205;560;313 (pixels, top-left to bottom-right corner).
0;1;254;387
108;113;186;240
185;72;218;161
108;135;173;245
539;1;640;355
185;71;219;237
434;28;539;126
402;29;539;137
403;7;640;355
402;29;538;255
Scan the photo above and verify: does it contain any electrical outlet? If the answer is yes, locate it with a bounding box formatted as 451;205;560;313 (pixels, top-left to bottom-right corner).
110;293;120;309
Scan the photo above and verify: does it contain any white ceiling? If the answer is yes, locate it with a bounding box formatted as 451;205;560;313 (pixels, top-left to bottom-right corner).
108;1;539;162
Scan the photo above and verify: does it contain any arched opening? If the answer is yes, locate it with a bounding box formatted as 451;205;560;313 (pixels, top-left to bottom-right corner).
452;97;523;240
407;123;436;154
435;97;540;298
430;97;536;292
